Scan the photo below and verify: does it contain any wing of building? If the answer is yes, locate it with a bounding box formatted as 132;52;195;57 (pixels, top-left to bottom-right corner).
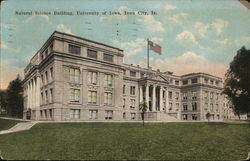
22;31;245;122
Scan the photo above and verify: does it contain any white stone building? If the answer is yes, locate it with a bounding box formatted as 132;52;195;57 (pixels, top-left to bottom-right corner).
22;31;228;122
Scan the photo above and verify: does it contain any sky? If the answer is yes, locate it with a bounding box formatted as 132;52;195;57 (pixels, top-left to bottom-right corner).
0;0;249;89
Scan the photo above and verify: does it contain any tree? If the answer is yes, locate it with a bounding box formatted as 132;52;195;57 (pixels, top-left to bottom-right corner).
0;90;7;114
5;75;23;118
139;102;148;126
223;46;250;121
206;112;211;123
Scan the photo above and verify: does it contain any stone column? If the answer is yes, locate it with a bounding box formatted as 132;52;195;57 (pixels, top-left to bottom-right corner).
139;86;143;103
152;85;156;111
145;84;149;108
165;88;169;112
30;80;33;109
36;76;41;107
27;82;30;108
159;86;163;111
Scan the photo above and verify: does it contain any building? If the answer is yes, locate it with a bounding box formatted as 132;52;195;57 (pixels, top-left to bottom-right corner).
23;31;227;122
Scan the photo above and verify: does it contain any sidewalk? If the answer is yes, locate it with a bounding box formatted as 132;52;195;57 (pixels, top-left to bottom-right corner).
0;121;37;135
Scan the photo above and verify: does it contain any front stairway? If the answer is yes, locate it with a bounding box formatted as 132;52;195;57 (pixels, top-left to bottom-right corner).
142;111;180;122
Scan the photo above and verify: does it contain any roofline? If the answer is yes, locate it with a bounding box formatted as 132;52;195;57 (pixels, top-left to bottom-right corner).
181;72;222;80
53;31;123;52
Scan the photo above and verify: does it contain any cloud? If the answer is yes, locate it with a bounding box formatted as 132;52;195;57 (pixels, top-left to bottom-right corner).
168;13;188;23
211;19;228;35
112;38;146;57
164;4;177;12
194;22;209;37
194;19;228;37
176;31;199;45
141;15;165;32
151;37;164;43
214;39;236;45
57;24;72;34
0;42;20;52
138;51;227;78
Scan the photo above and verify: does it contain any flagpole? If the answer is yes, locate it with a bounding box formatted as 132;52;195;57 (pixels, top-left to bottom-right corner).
147;38;149;71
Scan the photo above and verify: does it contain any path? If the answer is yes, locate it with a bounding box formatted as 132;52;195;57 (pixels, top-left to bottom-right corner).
0;121;37;135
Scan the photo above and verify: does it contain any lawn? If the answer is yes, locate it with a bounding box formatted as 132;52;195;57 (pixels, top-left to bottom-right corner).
0;118;25;131
0;122;249;160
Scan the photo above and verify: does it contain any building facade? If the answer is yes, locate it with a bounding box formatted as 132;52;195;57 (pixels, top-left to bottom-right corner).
23;31;229;122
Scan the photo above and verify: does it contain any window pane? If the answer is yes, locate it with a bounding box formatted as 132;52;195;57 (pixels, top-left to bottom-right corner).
87;49;97;58
103;54;113;62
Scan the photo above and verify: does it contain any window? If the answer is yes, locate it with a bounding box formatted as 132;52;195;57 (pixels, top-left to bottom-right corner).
216;93;219;100
70;89;80;102
130;86;136;95
192;114;198;120
210;103;213;111
103;54;113;62
50;67;53;81
169;102;173;110
204;103;208;111
175;80;179;85
183;104;188;111
87;49;97;58
44;110;47;119
123;112;126;119
123;98;126;109
104;92;112;105
69;89;80;102
168;91;172;99
130;71;136;77
49;109;52;118
45;49;48;57
183;80;188;85
50;88;53;103
183;114;188;120
204;79;208;84
210;80;214;85
175;92;179;100
70;109;80;119
88;71;97;85
204;91;208;99
89;110;98;119
104;74;113;87
45;90;48;104
69;44;81;55
183;92;187;100
215;81;219;86
210;92;214;99
45;71;48;84
41;92;44;104
130;99;135;109
192;102;197;111
70;68;80;83
105;110;113;120
41;53;44;60
191;91;197;100
176;103;180;111
49;44;53;52
131;113;136;120
123;85;126;94
140;73;144;78
88;91;97;104
41;74;44;85
191;78;197;84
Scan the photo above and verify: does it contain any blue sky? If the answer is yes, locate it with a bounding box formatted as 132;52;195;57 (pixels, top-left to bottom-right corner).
1;0;249;89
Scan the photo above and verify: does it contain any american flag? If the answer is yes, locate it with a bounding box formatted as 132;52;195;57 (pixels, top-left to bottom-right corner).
148;40;162;55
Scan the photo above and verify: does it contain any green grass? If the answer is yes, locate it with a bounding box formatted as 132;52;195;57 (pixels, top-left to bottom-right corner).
0;118;25;131
0;122;249;160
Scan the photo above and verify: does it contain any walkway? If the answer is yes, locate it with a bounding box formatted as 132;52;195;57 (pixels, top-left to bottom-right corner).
0;121;37;135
